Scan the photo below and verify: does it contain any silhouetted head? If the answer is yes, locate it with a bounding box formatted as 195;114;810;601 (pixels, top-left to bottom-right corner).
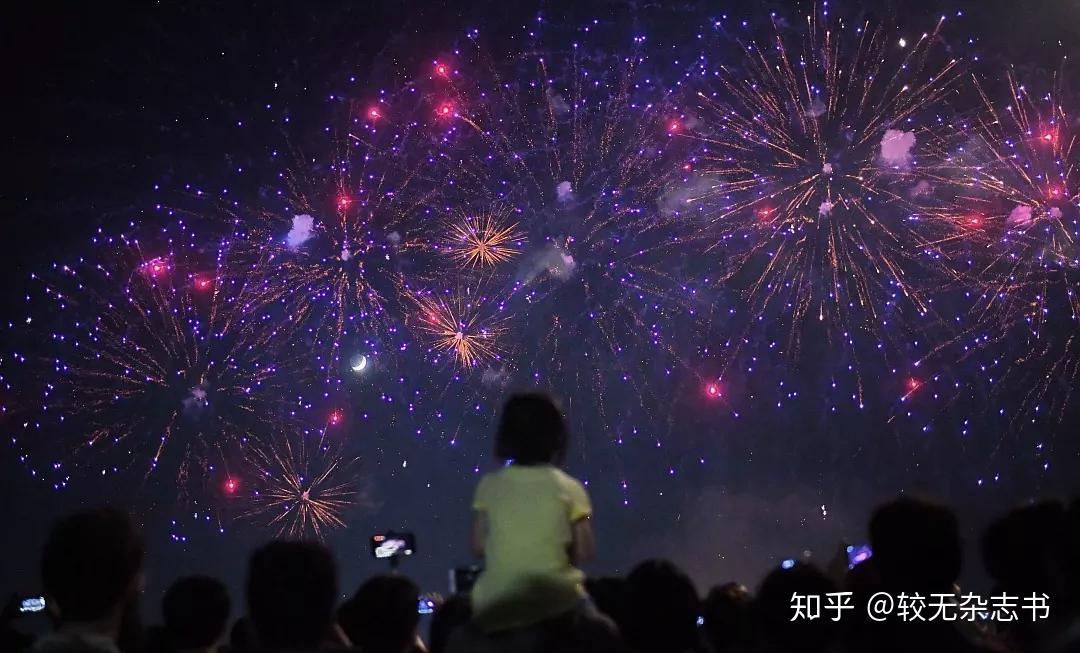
982;500;1068;599
703;581;752;652
585;576;632;637
246;540;337;649
338;574;420;653
1068;497;1080;610
869;496;961;593
495;392;569;465
626;559;701;652
163;575;230;651
228;617;255;653
42;507;144;624
427;593;471;653
755;562;836;653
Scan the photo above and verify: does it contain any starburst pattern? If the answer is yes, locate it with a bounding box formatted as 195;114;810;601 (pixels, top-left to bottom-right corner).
237;102;442;379
442;207;524;270
243;429;360;539
411;289;508;369
685;9;968;404
13;223;294;497
910;67;1080;449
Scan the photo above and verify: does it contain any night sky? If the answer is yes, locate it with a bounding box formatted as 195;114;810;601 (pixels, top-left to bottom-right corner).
3;0;1080;620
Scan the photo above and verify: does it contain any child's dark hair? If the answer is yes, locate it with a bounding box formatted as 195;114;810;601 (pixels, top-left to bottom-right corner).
495;392;569;465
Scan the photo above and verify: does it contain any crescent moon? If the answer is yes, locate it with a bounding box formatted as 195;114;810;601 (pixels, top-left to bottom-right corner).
351;355;368;373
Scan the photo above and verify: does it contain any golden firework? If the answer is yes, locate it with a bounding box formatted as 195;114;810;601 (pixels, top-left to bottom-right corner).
243;431;359;539
444;208;524;269
412;291;508;368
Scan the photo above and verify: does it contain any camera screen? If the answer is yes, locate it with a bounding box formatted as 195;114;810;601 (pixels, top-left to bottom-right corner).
846;544;872;568
20;596;46;613
371;532;415;559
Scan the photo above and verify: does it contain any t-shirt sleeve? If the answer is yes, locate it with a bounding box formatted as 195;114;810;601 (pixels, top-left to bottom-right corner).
472;473;492;512
565;476;592;522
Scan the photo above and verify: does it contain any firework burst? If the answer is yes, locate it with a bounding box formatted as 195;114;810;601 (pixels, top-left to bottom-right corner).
441;206;525;270
238;96;443;380
911;67;1080;447
959;69;1079;317
419;36;708;449
242;428;361;539
410;288;508;369
686;9;970;402
15;9;1080;532
11;223;295;496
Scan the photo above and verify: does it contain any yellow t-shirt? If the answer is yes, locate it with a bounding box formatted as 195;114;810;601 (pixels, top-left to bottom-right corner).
470;464;592;632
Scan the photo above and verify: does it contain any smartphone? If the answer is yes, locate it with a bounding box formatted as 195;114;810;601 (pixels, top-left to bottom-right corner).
846;544;872;568
418;596;435;615
371;532;416;559
19;596;46;613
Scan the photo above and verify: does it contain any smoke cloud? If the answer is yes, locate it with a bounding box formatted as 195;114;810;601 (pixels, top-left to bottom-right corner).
909;180;933;198
879;129;916;168
545;88;571;117
286;214;316;249
515;243;577;285
555;181;574;203
1008;204;1033;226
181;386;209;418
657;174;717;218
481;366;511;389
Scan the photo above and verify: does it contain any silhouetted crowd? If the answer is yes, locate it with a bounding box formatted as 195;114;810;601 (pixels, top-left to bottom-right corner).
4;394;1080;653
4;495;1080;653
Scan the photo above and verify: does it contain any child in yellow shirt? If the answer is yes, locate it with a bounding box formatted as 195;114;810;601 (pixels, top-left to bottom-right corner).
468;393;597;633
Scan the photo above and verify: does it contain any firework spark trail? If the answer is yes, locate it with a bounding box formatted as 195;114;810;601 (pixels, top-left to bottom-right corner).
685;9;970;400
242;427;360;539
